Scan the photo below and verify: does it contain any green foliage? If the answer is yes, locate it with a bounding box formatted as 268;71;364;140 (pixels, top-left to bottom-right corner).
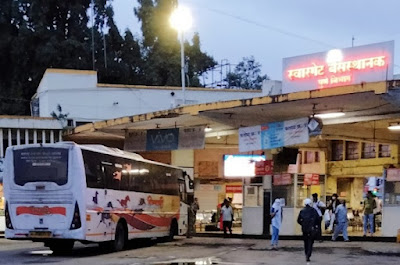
0;0;216;115
135;0;216;86
225;56;269;90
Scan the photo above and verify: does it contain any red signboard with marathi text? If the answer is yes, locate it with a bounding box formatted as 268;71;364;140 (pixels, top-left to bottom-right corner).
255;160;274;175
226;185;243;193
273;173;292;186
282;41;394;93
304;173;320;186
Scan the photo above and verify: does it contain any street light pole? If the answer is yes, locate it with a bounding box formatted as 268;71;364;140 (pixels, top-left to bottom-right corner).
179;30;186;104
170;6;192;106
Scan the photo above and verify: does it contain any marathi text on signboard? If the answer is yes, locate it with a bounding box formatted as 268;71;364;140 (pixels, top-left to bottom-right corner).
239;117;309;152
178;126;205;150
124;130;147;151
238;125;261;152
304;173;320;186
226;185;243;193
255;160;274;175
282;41;394;93
273;173;292;186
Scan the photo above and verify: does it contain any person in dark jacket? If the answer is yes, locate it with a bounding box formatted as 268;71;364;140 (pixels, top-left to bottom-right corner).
297;198;320;263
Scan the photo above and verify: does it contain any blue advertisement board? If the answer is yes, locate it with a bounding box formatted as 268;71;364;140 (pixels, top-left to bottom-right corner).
146;128;179;151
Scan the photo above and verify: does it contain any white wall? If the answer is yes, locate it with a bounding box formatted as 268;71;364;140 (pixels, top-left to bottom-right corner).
242;206;263;235
382;206;400;237
280;207;297;235
35;69;282;123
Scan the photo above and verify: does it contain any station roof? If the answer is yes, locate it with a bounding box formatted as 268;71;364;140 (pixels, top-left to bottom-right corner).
65;80;400;146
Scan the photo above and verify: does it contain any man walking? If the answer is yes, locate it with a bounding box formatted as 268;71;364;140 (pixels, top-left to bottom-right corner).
221;199;233;236
363;191;376;237
312;193;326;242
298;198;320;263
331;199;350;242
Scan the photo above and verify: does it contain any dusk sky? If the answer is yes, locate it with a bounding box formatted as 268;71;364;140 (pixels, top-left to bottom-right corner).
112;0;400;81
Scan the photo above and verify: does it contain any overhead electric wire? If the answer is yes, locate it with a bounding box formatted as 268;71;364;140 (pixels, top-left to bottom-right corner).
188;3;335;49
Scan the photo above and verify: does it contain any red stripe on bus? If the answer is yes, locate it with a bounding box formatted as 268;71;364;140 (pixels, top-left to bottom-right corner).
16;206;66;216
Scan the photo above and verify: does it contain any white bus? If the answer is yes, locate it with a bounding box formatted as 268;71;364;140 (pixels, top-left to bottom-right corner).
3;142;193;253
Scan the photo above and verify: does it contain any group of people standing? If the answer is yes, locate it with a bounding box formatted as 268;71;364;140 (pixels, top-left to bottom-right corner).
269;194;345;263
270;191;382;263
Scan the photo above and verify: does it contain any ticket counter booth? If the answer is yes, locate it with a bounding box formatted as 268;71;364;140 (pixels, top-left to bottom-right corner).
270;173;326;235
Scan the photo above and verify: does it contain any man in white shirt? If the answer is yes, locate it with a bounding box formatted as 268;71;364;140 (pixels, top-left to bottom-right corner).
312;193;326;242
221;199;233;236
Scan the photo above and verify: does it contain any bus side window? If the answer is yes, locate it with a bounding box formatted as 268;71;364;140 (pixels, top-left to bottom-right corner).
140;162;152;193
82;150;104;188
102;158;120;190
150;164;162;195
119;160;130;191
128;161;141;192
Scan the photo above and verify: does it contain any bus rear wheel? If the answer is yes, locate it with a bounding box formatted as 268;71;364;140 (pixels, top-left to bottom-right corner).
47;240;74;255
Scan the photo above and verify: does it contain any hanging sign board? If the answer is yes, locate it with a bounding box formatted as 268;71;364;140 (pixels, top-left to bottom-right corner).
238;125;262;152
124;126;205;151
239;118;309;152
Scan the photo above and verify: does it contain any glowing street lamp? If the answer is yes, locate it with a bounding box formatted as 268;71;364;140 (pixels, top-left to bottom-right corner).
170;6;192;105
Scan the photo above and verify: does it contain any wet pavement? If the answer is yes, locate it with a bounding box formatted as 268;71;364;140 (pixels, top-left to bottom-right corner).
1;236;400;264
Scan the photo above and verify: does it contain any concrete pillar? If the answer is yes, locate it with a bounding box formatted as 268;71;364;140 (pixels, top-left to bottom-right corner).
16;129;20;145
25;129;29;144
42;130;46;143
50;130;54;143
33;130;37;144
7;129;12;148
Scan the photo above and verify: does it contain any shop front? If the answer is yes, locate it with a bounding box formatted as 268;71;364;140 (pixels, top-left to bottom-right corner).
193;148;264;234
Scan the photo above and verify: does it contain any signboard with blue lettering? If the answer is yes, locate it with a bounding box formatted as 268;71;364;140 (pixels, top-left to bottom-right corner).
239;117;309;152
146;128;179;151
261;122;284;149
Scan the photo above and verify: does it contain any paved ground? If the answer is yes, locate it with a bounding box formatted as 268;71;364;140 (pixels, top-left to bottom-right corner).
0;236;399;265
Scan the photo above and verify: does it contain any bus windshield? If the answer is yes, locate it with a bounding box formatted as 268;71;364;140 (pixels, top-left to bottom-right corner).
13;148;69;186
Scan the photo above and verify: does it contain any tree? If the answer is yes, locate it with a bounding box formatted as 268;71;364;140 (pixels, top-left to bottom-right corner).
134;0;216;86
0;0;94;115
225;56;269;90
0;0;215;115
